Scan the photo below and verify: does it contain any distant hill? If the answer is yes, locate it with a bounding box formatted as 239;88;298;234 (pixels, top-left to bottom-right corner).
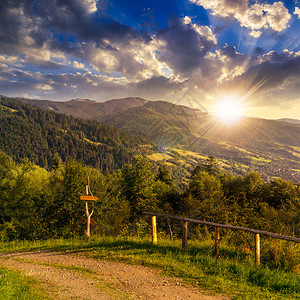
15;96;300;182
278;118;300;125
0;96;152;172
18;97;147;120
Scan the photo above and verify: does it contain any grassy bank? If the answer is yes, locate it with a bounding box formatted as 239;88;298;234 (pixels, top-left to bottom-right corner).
0;236;299;299
0;267;49;300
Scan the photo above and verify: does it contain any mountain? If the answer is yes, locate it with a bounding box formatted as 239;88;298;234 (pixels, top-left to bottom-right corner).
0;96;152;172
18;97;147;120
15;96;300;182
278;118;300;125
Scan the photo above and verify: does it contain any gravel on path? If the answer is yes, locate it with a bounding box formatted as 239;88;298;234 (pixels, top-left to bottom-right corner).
0;251;230;300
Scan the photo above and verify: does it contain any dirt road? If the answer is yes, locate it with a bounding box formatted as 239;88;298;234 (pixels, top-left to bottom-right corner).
0;250;229;299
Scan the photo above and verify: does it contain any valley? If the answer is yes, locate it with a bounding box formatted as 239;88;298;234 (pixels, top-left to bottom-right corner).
16;96;300;183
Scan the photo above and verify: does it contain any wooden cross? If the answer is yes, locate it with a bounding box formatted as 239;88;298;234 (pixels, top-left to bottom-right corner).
80;178;98;237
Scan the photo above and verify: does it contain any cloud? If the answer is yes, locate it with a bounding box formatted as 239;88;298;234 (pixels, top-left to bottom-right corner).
295;7;300;18
190;0;291;37
36;0;147;46
214;45;250;83
0;0;158;80
36;83;53;91
156;16;217;75
0;0;150;59
221;50;300;107
73;61;85;69
0;0;299;118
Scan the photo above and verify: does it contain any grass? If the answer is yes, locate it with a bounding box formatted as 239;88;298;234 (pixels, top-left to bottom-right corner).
0;267;50;300
147;152;173;161
0;104;18;113
171;148;207;160
0;236;299;300
2;258;129;300
84;137;104;146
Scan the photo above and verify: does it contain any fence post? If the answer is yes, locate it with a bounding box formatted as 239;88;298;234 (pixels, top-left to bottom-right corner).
215;227;220;258
152;216;157;245
255;233;260;266
182;221;188;251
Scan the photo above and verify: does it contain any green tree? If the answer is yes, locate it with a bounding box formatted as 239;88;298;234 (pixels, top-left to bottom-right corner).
185;171;224;221
51;152;63;171
93;170;131;235
157;164;173;186
265;178;298;209
122;156;158;217
56;159;86;237
0;157;52;240
202;155;219;176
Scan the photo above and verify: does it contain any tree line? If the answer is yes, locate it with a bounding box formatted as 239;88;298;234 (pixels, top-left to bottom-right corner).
1;151;299;243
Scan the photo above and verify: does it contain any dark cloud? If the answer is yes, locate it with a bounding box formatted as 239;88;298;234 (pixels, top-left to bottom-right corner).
242;52;300;90
136;75;184;91
134;75;187;100
0;0;150;57
220;45;244;60
213;24;227;35
217;45;249;73
222;51;300;106
156;16;216;74
36;0;151;45
253;47;265;55
0;1;34;53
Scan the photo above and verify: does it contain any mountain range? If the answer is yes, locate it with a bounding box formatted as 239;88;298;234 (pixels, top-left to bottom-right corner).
6;96;300;182
0;96;152;173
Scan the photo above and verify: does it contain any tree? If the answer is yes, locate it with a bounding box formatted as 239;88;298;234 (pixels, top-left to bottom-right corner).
57;159;86;237
93;170;131;235
202;155;219;176
51;152;63;171
185;171;224;221
157;164;173;186
265;178;298;209
0;157;52;240
122;156;158;217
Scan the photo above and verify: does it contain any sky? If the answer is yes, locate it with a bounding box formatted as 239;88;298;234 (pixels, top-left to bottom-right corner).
1;0;300;119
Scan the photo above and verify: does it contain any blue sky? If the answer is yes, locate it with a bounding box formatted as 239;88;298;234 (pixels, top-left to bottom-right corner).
1;0;300;119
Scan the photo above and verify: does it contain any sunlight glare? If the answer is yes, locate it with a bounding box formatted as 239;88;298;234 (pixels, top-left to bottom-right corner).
214;95;244;123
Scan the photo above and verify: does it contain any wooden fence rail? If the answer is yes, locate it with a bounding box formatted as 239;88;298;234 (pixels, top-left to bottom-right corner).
143;211;300;266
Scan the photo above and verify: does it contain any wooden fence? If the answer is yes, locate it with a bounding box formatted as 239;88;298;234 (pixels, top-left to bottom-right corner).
143;211;300;266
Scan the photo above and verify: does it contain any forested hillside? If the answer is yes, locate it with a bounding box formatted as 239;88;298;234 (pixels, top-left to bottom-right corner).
19;96;300;182
0;96;152;173
101;101;300;181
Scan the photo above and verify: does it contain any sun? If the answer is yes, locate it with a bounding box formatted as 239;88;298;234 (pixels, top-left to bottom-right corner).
214;95;244;123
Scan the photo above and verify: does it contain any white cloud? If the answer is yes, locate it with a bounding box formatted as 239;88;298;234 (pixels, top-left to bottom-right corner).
263;2;291;32
73;61;85;69
35;83;53;91
190;0;291;37
295;7;300;18
0;55;19;65
83;0;97;14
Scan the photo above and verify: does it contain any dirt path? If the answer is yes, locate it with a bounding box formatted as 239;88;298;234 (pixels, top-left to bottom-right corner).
0;251;229;300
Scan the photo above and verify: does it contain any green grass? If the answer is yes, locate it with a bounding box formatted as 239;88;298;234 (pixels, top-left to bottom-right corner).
0;267;49;300
147;152;173;161
0;236;299;300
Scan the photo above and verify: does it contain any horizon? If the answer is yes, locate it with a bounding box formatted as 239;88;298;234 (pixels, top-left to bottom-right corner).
0;1;300;120
5;93;300;122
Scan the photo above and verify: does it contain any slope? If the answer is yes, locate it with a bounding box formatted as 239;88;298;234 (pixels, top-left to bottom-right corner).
15;96;300;182
0;96;152;172
18;97;148;120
